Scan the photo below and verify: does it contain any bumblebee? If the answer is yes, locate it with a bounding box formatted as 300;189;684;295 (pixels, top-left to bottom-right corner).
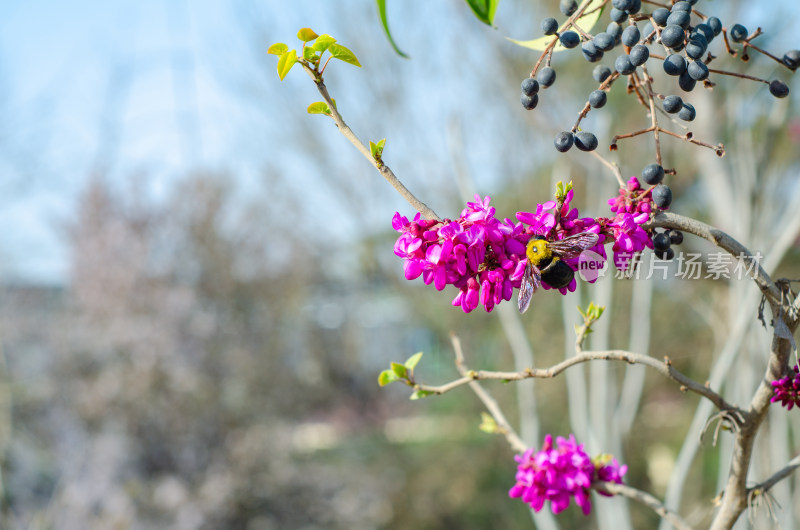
518;232;599;314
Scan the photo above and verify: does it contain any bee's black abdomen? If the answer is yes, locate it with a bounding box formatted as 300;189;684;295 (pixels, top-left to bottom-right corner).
541;260;574;289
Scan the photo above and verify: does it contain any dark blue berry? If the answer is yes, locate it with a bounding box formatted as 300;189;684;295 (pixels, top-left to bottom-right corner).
667;230;684;245
678;71;697;92
594;33;616;52
653;232;670;251
670;1;692;12
607;22;623;42
654;247;675;260
560;0;578;16
642;23;655;41
610;8;628;23
615;54;636;75
593;65;612;83
538;67;556;87
678;102;696;121
769;80;790;98
574;131;599;151
687;60;709;81
541;17;559;36
559;31;580;49
692;24;714;44
622;25;641;47
642;163;664;185
627;0;641;15
612;0;634;10
663;94;683;113
521;93;539;110
581;41;604;62
706;17;722;36
663;54;687;76
729;24;748;42
782;50;800;70
685;40;706;60
629;44;649;66
589;89;607;108
554;131;574;152
652;184;673;209
521;78;539;96
666;10;691;29
652;8;670;27
660;25;685;48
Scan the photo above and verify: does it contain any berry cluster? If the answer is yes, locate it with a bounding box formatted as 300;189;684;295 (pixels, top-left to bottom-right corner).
518;0;797;166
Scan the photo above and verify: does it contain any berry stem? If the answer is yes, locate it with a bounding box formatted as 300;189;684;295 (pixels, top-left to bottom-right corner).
640;65;663;166
588;151;627;187
656;127;725;156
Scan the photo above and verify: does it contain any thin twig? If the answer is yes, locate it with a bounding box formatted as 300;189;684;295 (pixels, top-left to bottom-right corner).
415;347;738;413
450;335;528;453
300;63;440;221
593;482;695;530
747;455;800;497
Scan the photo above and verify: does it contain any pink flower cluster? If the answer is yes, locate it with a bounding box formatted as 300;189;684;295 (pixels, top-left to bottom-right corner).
607;177;654;271
771;364;800;410
392;193;607;313
509;434;627;515
393;196;529;313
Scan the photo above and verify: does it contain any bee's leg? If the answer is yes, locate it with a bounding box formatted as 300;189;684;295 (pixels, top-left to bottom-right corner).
539;258;559;273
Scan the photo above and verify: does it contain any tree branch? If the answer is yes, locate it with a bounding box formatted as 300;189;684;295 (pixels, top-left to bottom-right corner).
643;211;782;309
747;455;800;498
300;63;440;221
593;482;695;530
414;348;739;414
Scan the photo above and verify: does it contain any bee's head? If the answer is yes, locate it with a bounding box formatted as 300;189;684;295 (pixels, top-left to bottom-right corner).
526;235;552;265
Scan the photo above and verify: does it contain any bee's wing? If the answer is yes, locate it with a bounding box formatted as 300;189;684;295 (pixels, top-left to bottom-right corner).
518;263;541;314
548;232;599;259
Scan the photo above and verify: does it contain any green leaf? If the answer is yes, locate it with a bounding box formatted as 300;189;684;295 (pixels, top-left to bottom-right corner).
507;0;604;51
404;351;422;370
303;47;318;62
297;28;319;42
370;138;387;161
328;43;362;67
375;0;410;58
410;390;434;400
307;101;332;116
478;412;498;433
277;50;298;80
312;34;337;53
464;0;499;26
268;43;288;56
391;362;408;379
378;369;401;386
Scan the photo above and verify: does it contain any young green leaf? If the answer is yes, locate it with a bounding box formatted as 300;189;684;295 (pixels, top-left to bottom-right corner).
378;369;401;386
464;0;500;26
268;43;289;56
376;0;410;58
478;412;499;433
410;389;434;400
328;43;362;67
307;102;332;116
277;50;298;80
297;28;319;42
312;34;337;53
404;351;422;371
370;138;387;161
303;47;319;62
391;362;408;379
506;0;604;51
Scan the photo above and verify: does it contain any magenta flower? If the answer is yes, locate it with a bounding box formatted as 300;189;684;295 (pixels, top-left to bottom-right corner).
393;190;615;312
509;434;627;515
771;365;800;410
606;177;654;271
393;196;531;313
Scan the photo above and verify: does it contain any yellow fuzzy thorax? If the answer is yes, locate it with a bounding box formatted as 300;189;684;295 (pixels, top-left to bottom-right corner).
526;238;553;267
